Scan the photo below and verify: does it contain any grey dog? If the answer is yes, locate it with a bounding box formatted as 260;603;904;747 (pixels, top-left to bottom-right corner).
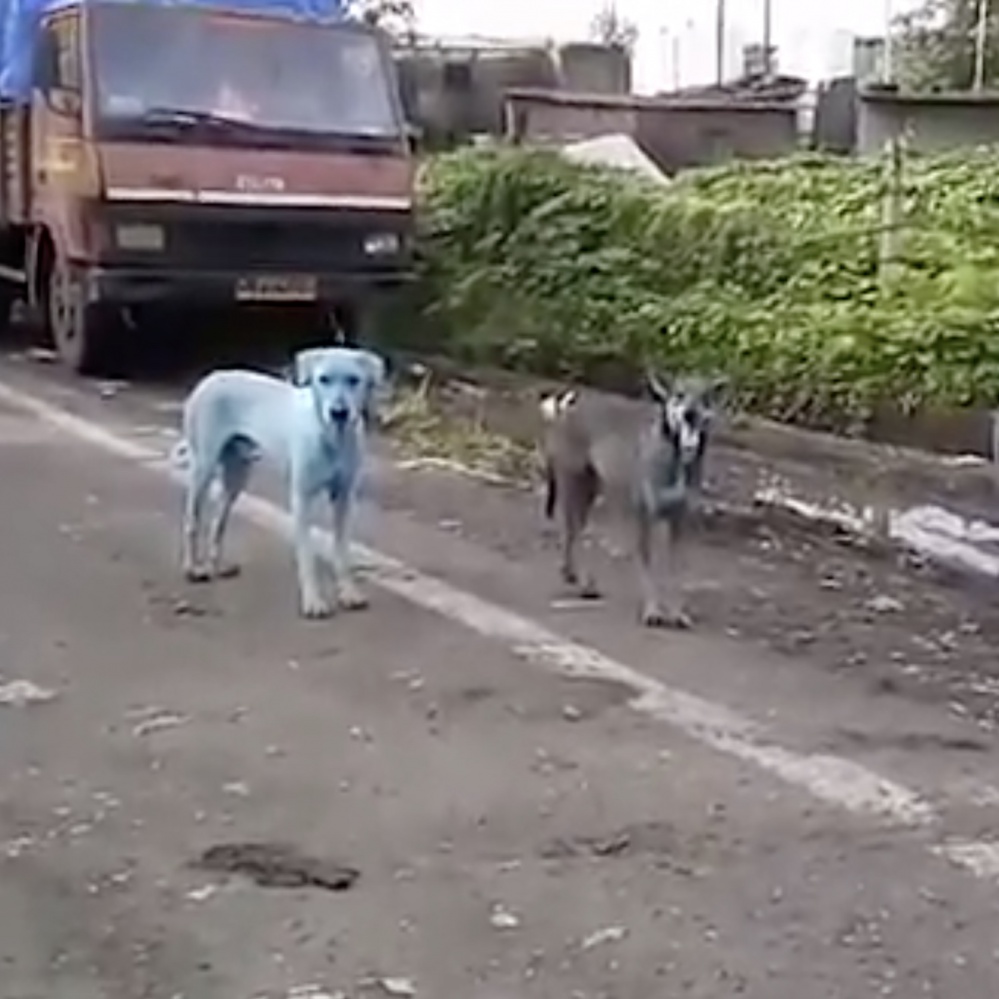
172;346;385;618
539;372;725;628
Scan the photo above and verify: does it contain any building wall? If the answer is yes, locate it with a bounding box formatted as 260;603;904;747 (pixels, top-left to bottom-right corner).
506;94;798;173
636;105;798;172
506;100;637;146
857;97;999;155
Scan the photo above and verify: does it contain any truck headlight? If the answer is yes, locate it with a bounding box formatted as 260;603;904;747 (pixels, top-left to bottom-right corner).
115;223;165;251
363;232;400;256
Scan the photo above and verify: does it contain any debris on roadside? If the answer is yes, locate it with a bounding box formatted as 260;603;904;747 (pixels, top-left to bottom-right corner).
865;594;905;614
369;977;417;997
489;904;521;930
185;884;220;903
0;678;58;706
580;925;628;950
285;987;345;999
131;709;188;737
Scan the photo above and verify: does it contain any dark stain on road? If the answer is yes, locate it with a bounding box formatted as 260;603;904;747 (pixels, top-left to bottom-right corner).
192;842;360;892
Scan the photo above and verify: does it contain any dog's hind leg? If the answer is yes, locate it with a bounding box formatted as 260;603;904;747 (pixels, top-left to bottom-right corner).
543;459;557;520
205;443;253;579
635;508;690;630
559;466;601;600
329;491;368;611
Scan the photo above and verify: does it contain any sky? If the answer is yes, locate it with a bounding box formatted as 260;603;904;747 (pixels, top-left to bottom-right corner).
415;0;924;92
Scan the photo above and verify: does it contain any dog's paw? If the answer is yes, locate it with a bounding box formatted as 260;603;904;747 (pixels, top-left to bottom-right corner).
337;587;369;612
640;604;692;630
184;565;213;584
299;593;335;619
213;562;242;580
577;578;602;601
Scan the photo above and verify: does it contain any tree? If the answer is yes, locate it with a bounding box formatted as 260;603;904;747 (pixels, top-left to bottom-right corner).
590;2;639;54
894;0;999;90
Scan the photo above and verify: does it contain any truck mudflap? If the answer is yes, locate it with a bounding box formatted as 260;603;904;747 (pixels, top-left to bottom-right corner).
82;266;414;307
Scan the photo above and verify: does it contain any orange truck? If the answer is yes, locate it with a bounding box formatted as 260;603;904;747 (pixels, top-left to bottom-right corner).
0;0;414;373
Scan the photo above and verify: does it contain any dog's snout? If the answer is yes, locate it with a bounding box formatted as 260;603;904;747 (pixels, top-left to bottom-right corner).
328;405;350;424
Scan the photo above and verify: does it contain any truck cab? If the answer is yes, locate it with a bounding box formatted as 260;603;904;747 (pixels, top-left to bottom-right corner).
0;0;414;373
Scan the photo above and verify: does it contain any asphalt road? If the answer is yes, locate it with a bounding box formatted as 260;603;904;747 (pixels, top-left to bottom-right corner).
3;350;999;998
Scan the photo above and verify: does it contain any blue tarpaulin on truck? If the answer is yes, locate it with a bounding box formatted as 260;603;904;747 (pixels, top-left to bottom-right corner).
0;0;348;99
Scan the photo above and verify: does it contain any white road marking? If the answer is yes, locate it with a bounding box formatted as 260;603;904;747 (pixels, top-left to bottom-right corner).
0;379;993;882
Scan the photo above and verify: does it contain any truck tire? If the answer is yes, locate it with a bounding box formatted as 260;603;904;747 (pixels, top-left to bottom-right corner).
47;253;116;376
0;287;15;334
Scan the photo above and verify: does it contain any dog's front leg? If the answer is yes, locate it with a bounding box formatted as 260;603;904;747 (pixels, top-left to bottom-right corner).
329;491;368;611
182;460;215;583
662;514;692;629
636;505;690;630
291;486;333;619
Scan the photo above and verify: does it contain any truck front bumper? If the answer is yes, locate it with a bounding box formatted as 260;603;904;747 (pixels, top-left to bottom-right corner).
81;266;414;307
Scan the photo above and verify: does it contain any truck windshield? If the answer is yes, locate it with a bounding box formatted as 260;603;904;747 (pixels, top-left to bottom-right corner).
89;4;402;142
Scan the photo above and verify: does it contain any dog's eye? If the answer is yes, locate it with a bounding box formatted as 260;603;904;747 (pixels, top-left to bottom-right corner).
316;373;332;386
345;374;360;389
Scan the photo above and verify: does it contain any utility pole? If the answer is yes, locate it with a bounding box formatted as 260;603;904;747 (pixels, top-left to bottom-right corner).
882;0;894;83
974;0;990;91
715;0;726;85
762;0;773;79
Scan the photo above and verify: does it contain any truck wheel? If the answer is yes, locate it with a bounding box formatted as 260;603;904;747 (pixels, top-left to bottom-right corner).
48;254;116;375
0;287;15;334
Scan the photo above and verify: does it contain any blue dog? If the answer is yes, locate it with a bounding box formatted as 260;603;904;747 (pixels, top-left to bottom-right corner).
172;346;386;618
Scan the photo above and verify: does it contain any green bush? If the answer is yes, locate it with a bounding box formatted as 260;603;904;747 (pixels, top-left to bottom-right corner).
411;144;999;428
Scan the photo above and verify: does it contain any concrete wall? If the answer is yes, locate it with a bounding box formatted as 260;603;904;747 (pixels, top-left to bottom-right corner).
857;92;999;155
637;104;798;172
813;77;857;154
505;91;798;173
505;98;637;146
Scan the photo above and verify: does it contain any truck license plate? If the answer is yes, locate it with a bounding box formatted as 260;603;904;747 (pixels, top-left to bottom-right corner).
235;275;318;302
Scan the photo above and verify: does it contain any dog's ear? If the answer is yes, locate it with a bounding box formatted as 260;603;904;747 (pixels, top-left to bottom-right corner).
701;375;729;412
645;369;672;404
292;348;329;387
355;349;387;424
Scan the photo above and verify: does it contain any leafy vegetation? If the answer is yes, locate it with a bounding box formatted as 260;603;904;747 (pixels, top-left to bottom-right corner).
408;144;999;428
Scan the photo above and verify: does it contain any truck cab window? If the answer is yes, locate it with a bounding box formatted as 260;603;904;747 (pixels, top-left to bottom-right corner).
35;17;81;111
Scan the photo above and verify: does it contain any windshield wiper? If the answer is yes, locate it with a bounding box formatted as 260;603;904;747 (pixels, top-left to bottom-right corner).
138;106;261;131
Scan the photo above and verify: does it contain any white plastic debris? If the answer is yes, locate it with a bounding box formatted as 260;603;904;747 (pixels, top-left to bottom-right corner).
286;986;344;999
378;978;417;997
581;925;628;950
560;133;669;185
489;905;521;930
0;679;57;706
131;711;188;737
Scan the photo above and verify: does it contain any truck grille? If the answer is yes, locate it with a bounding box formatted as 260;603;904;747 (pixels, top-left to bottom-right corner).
105;208;411;272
